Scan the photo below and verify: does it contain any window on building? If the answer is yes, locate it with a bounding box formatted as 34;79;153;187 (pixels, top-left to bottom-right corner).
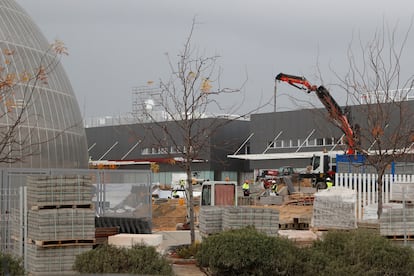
316;138;324;146
274;140;283;148
308;139;315;146
325;137;334;145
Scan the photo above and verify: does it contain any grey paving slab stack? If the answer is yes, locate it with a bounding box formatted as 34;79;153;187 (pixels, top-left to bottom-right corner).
198;206;225;236
26;175;94;276
26;244;91;275
257;195;284;205
311;187;357;230
380;203;414;236
379;181;414;237
222;206;279;236
390;182;414;202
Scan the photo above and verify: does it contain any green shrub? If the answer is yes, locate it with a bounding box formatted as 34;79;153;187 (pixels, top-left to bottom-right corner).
126;245;173;275
304;229;414;276
196;226;305;276
0;252;25;276
73;244;173;275
175;242;201;259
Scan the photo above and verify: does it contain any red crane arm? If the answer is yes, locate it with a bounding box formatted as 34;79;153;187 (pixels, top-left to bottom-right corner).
276;73;356;154
275;73;317;92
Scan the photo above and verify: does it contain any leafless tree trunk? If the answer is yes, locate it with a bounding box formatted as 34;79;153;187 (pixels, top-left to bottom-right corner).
334;23;414;218
136;18;268;244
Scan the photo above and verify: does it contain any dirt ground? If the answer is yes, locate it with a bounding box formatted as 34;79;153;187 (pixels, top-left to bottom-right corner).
152;195;314;231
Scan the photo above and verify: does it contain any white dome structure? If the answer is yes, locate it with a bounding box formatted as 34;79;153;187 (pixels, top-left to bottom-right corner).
0;0;88;168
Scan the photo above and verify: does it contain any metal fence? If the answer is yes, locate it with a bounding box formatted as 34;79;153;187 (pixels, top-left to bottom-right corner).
335;173;414;220
0;168;152;259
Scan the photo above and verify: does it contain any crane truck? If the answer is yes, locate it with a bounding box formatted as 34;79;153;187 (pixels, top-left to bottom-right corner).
275;73;360;189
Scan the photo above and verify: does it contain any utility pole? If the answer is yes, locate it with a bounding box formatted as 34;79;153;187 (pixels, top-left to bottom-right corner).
274;78;277;112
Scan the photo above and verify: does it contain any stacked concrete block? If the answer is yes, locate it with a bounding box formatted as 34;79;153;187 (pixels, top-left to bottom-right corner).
28;208;95;241
198;206;225;236
222;207;279;236
363;204;378;220
27;175;92;208
311;187;357;230
26;175;95;275
26;244;91;275
257;195;284;206
390;182;414;202
380;203;414;236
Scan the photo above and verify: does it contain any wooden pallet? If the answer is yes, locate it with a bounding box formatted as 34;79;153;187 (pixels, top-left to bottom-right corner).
29;238;95;247
279;222;309;230
385;235;414;241
30;203;94;210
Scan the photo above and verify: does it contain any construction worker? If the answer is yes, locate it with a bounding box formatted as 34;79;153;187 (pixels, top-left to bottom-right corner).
271;180;278;195
242;180;250;197
172;189;179;198
326;177;333;189
179;179;185;190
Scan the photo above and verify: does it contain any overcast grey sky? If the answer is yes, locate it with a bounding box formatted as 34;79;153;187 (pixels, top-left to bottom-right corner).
16;0;414;119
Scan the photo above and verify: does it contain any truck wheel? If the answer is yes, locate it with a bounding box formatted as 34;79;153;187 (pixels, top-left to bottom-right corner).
316;182;327;190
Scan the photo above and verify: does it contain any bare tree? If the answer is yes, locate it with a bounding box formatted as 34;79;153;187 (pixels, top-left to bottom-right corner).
137;18;267;244
334;23;414;218
0;40;69;164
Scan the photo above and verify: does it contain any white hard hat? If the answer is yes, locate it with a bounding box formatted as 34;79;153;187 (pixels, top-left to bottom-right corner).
326;177;331;181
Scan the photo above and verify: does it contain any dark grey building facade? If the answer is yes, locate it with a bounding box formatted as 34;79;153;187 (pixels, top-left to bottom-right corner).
86;118;250;182
238;100;414;172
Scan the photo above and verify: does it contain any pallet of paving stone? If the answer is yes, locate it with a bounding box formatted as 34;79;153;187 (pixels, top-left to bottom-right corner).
28;231;96;242
28;208;95;224
28;227;95;241
257;195;284;206
26;243;92;275
27;183;92;192
27;175;93;187
26;175;92;206
311;187;357;230
28;208;95;241
222;207;279;236
27;194;92;205
198;207;226;235
390;182;414;202
380;204;414;236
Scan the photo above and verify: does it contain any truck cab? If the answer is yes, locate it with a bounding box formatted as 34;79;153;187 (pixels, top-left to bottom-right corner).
200;181;238;206
307;153;336;189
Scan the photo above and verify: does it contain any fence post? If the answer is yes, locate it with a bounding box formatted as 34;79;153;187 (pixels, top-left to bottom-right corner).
357;173;362;220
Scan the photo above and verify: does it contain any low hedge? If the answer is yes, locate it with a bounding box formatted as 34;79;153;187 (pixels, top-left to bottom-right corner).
196;227;414;276
0;252;25;275
73;244;173;275
196;226;305;276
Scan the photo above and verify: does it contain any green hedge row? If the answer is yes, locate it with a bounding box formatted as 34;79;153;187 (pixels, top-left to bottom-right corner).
0;252;25;275
196;227;414;276
73;244;173;275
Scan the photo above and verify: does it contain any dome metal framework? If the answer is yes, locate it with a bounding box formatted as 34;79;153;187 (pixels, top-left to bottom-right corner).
0;0;88;168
